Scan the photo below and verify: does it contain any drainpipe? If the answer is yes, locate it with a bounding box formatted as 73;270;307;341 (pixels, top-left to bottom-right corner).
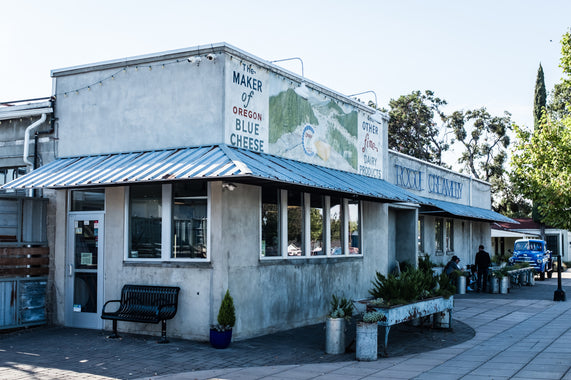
23;113;47;167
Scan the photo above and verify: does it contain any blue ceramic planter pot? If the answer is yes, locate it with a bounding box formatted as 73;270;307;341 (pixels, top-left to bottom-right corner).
210;328;232;349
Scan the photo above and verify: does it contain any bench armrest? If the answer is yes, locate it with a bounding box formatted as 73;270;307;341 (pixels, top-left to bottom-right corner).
156;303;178;318
102;299;121;313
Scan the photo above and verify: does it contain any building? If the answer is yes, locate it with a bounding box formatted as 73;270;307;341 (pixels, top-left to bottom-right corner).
2;43;513;341
492;218;570;261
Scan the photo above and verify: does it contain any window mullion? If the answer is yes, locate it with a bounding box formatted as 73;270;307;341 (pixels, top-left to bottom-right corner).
303;193;310;256
342;198;349;255
280;189;288;258
162;184;172;260
324;196;331;256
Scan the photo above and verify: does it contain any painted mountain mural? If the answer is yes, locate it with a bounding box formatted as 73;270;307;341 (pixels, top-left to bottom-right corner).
269;88;358;171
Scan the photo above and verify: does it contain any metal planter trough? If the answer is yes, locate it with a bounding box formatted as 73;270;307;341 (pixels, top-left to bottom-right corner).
372;296;454;356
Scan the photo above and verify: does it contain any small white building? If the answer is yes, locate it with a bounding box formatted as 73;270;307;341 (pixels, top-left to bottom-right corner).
3;43;513;341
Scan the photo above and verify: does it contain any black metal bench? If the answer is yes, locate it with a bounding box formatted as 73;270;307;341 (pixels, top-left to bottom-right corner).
101;284;180;343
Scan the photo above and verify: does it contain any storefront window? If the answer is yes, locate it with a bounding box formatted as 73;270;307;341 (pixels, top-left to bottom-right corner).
310;195;325;256
330;197;343;255
418;217;425;253
348;200;360;254
434;218;444;254
287;191;303;256
445;219;454;253
261;188;280;257
71;189;105;211
172;182;207;259
129;184;162;259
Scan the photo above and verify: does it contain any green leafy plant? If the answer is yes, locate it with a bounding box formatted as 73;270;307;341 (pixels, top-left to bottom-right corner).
328;294;354;320
213;289;235;332
369;267;437;306
362;311;385;323
418;254;436;272
433;272;456;299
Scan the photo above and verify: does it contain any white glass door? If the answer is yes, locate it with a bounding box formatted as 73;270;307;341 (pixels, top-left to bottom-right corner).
66;213;104;329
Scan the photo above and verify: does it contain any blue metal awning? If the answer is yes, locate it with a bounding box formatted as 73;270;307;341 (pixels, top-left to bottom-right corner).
2;145;419;203
418;196;517;223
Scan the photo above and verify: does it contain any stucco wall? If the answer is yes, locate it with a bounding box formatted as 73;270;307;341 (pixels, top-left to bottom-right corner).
217;184;395;340
54;59;225;157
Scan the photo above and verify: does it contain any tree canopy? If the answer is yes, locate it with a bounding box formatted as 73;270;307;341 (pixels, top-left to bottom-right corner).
511;29;571;229
446;107;513;182
534;63;547;128
386;90;450;166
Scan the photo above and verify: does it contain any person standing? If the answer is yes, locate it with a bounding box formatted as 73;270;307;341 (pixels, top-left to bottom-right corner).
475;245;491;292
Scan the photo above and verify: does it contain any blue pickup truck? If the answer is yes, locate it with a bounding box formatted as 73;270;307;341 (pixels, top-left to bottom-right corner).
509;239;553;280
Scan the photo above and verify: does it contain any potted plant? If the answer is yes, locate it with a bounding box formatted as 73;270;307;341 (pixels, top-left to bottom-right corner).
356;311;384;361
325;294;354;354
210;289;236;349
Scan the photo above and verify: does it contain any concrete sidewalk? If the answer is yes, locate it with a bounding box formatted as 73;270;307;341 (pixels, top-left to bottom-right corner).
153;273;571;380
1;273;570;380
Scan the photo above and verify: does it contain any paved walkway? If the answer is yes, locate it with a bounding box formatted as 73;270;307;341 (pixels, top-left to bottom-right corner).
1;272;570;379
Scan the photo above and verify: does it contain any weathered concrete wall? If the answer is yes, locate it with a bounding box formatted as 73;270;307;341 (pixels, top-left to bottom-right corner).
419;215;486;267
395;207;418;268
215;183;392;340
54;59;225;157
0;115;55;169
53;189;67;325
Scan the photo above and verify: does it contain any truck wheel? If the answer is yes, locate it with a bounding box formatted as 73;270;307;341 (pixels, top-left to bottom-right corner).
548;271;553;279
540;270;546;281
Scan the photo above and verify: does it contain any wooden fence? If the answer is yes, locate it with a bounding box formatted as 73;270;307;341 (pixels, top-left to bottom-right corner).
0;247;49;277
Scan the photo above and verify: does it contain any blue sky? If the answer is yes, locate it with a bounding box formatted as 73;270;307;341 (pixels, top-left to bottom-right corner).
2;0;569;135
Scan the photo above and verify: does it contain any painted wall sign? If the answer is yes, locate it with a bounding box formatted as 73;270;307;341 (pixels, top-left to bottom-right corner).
427;174;463;199
393;163;464;200
395;164;423;191
225;57;384;179
225;59;269;152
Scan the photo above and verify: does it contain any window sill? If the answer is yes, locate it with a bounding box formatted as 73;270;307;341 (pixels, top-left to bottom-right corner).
259;255;363;265
123;260;212;269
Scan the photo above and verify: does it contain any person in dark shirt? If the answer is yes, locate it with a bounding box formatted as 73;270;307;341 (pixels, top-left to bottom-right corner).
475;245;491;292
445;255;461;278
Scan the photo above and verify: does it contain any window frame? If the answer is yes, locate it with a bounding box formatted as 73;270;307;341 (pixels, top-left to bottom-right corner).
434;217;444;255
260;188;361;260
418;216;425;254
445;218;454;254
124;182;211;262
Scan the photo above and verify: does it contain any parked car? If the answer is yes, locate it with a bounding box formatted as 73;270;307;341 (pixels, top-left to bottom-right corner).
509;238;553;280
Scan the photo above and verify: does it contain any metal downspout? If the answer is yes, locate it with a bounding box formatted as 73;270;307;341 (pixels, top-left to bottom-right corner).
23;113;47;167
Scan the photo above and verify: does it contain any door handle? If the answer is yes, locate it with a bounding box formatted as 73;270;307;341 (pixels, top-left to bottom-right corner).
68;264;73;277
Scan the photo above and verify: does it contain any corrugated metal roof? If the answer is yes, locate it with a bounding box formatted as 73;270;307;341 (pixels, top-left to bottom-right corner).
2;145;419;203
418;196;517;224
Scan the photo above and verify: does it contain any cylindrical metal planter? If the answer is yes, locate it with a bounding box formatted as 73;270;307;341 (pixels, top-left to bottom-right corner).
325;318;345;354
434;310;450;328
500;276;509;294
356;322;378;361
457;276;466;294
528;270;535;286
489;277;499;294
520;271;528;286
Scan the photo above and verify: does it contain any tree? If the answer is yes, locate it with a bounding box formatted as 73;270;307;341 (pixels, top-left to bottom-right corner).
446;108;513;182
386;90;450;166
534;64;547;128
511;30;571;229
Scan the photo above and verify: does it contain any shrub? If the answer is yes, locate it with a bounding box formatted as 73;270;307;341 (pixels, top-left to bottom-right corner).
216;289;236;330
369;267;437;306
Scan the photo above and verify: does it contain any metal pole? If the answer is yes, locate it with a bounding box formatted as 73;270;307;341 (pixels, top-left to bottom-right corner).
554;254;566;301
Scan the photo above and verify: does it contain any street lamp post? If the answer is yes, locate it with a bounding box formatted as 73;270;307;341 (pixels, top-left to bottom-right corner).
554;254;566;301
